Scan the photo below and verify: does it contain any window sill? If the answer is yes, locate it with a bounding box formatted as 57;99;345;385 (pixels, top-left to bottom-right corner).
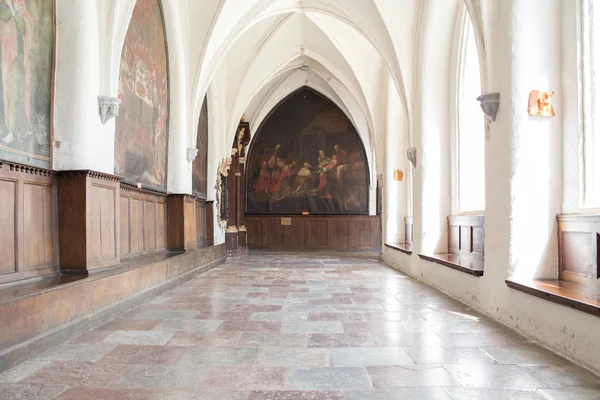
505;279;600;318
385;243;412;255
418;253;484;277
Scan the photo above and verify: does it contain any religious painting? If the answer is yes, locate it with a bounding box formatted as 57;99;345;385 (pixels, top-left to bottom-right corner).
115;0;168;189
0;0;54;167
192;96;208;198
246;88;369;215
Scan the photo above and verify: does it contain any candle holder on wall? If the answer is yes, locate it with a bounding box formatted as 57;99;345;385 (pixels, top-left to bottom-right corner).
528;90;555;117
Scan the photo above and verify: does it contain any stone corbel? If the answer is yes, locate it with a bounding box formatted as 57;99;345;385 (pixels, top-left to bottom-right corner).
186;147;198;163
407;147;417;168
476;93;500;121
98;96;121;125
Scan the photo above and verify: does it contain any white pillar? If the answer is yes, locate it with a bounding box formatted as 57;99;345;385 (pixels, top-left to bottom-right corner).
53;0;113;173
162;2;192;194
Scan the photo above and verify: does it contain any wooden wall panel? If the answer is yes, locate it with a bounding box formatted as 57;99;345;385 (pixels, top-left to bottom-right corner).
308;220;328;248
285;220;306;248
144;201;156;251
0;179;16;275
265;220;284;248
558;215;600;286
448;215;484;260
330;220;350;248
120;197;130;255
120;185;167;258
0;162;58;283
246;218;262;246
90;184;116;263
246;216;379;251
156;202;166;250
130;198;144;255
23;184;53;269
196;200;207;244
184;198;196;247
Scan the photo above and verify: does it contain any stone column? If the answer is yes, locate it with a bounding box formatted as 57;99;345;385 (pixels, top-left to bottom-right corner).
226;150;239;258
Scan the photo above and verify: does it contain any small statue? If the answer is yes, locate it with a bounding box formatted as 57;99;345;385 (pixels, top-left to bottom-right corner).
528;90;555;117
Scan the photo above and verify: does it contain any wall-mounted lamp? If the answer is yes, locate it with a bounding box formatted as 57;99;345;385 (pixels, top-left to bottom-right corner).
393;169;404;181
528;90;555;117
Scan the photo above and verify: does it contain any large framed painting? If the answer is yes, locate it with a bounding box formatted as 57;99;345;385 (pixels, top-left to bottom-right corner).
246;88;369;215
115;0;168;190
192;95;208;198
0;0;54;168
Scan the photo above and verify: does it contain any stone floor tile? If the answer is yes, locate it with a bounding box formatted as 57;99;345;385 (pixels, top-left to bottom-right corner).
286;367;374;390
248;390;345;400
152;319;223;332
256;347;331;367
524;365;600;389
220;320;282;332
331;347;415;367
537;388;600;399
308;332;377;348
480;345;570;366
367;365;459;388
231;305;283;313
24;361;130;386
437;332;515;347
34;343;118;362
131;309;200;320
68;329;113;344
403;346;496;364
370;332;446;347
97;344;186;364
178;347;259;366
99;318;162;331
444;364;549;389
282;321;344;334
109;365;210;389
309;312;366;322
345;388;452;400
195;312;253;320
0;362;51;384
104;330;175;345
54;387;156;400
250;312;308;321
166;331;241;347
237;333;308;348
0;383;68;400
201;366;287;390
442;388;547;400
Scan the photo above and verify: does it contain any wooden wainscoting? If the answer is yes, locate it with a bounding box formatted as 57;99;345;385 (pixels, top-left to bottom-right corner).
558;214;600;288
0;162;59;284
448;215;485;260
246;215;380;250
120;184;167;258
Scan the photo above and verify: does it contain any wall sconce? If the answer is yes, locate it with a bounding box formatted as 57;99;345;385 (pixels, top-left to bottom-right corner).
528;90;555;117
393;169;403;181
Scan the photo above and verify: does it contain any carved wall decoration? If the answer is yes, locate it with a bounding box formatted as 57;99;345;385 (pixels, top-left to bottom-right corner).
528;90;555;117
215;157;231;229
246;88;369;215
115;0;169;190
192;95;208;198
98;96;121;125
0;0;54;168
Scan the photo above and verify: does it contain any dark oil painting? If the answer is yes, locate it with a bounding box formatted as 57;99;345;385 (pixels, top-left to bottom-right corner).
115;0;168;189
0;0;54;167
192;95;208;198
246;88;368;215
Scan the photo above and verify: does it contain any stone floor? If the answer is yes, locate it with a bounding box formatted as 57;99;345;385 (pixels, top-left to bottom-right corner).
1;252;600;400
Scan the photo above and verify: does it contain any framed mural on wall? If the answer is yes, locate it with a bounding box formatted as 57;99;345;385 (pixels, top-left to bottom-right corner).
0;0;54;168
115;0;169;190
192;95;208;199
246;88;369;215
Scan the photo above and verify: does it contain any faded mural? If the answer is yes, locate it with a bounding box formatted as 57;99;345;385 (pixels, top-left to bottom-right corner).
0;0;54;167
115;0;168;189
192;96;208;198
246;88;368;215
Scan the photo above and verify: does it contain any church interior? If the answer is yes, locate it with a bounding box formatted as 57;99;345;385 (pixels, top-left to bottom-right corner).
0;0;600;398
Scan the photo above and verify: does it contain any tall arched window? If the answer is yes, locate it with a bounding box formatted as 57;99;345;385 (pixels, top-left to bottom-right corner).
456;13;485;213
581;0;600;207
